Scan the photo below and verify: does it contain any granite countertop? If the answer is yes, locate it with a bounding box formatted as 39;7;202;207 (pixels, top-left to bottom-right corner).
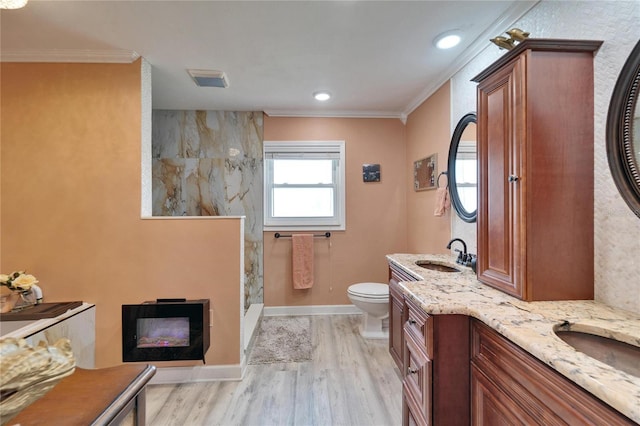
387;253;640;423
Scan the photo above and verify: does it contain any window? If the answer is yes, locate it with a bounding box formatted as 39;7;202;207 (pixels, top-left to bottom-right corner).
264;141;345;230
455;141;478;213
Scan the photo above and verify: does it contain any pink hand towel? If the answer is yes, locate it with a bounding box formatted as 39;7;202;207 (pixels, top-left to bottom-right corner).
434;187;450;216
292;234;314;289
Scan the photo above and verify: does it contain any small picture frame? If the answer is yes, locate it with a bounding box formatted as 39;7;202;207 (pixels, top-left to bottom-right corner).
414;154;437;191
362;164;381;182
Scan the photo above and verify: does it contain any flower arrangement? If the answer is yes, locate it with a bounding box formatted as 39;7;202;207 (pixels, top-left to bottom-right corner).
0;271;39;292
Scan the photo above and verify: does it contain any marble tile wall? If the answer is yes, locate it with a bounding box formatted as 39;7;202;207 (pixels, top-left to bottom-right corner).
152;110;263;311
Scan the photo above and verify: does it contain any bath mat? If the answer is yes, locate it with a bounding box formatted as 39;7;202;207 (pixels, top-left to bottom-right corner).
248;316;312;364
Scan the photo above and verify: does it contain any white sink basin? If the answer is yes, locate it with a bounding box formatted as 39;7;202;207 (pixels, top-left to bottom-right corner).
554;322;640;377
415;260;461;273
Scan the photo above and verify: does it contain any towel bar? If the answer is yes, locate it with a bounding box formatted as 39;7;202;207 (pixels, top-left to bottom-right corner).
274;232;331;239
437;171;448;188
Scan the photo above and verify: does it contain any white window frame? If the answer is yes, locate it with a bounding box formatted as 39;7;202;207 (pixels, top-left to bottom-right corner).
264;140;346;231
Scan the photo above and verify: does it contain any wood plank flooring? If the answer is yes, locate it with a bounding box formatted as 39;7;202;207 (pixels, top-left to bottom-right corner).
146;315;402;426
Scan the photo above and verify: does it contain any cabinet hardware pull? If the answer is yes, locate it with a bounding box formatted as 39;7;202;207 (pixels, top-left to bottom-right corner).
408;319;417;325
408;367;418;374
508;175;520;182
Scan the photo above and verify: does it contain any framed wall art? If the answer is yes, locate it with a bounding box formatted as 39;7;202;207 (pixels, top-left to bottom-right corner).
363;164;381;182
414;154;437;191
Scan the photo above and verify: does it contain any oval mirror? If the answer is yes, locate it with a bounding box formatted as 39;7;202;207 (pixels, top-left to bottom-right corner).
607;39;640;218
448;113;477;222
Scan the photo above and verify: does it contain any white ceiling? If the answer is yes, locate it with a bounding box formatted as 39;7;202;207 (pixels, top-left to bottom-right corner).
1;0;536;119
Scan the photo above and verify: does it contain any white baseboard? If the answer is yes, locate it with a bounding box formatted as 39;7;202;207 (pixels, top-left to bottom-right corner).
149;364;245;385
263;304;362;316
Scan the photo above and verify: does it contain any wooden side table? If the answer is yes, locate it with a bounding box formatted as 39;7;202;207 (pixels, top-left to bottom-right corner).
8;364;156;425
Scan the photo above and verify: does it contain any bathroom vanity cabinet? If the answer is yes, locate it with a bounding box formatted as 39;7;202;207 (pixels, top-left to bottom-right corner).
387;254;639;424
473;39;602;301
389;263;470;426
403;298;469;426
470;319;634;425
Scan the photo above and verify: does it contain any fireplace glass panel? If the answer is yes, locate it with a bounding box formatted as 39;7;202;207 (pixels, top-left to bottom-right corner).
137;317;190;348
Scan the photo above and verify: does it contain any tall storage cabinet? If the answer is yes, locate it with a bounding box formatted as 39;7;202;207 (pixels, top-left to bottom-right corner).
472;39;602;301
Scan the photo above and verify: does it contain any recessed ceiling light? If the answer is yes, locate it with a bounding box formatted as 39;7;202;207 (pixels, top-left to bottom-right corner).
313;91;331;101
187;69;229;88
434;31;461;50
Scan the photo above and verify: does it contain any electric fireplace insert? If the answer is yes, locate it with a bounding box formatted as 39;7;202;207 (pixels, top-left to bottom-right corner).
122;299;210;362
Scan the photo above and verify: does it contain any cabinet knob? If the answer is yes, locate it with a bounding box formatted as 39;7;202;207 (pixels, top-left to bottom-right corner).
408;367;418;375
508;175;520;182
408;319;417;325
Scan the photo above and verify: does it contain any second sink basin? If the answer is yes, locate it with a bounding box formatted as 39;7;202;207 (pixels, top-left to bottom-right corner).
415;260;461;273
554;323;640;378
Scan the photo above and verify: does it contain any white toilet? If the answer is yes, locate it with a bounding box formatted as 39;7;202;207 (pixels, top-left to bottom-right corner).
347;282;389;339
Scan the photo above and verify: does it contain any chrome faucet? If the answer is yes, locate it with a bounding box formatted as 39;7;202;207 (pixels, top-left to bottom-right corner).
446;238;467;264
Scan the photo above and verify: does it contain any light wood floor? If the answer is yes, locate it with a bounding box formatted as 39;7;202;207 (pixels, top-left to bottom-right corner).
146;315;402;426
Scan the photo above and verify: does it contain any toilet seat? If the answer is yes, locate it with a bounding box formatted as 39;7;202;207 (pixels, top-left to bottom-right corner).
347;283;389;300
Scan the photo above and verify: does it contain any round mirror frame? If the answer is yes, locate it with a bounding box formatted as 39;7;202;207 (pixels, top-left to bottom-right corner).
448;112;477;223
606;39;640;218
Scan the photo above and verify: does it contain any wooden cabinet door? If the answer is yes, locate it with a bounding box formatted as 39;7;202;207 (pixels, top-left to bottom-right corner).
477;56;525;299
471;364;537;425
389;264;416;371
389;277;405;370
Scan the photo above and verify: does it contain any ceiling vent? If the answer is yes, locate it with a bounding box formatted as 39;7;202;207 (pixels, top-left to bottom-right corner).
187;69;229;88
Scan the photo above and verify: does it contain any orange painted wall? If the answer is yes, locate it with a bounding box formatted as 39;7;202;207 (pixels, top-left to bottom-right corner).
263;116;407;306
1;62;241;368
405;82;452;254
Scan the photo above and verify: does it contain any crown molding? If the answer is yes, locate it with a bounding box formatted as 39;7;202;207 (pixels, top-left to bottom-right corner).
402;0;539;117
264;109;406;123
0;49;140;63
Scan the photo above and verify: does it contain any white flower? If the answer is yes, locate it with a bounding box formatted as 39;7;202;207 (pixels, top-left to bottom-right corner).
0;270;38;292
8;274;38;291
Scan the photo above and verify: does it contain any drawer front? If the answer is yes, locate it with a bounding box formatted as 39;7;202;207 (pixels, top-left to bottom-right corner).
389;264;420;283
403;381;429;426
404;329;432;423
405;296;433;358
